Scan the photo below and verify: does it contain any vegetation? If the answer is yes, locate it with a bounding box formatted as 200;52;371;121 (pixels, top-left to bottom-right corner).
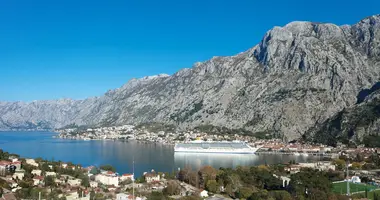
99;164;116;172
332;182;377;194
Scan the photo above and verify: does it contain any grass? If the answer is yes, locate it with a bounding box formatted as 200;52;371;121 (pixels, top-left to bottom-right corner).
352;189;380;200
332;181;377;194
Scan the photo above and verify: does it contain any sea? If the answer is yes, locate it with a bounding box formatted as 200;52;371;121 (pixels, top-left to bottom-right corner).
0;131;320;177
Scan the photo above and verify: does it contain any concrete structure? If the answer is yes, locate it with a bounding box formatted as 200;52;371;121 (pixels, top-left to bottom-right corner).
67;178;82;187
31;170;42;176
90;181;98;188
120;174;134;182
144;172;160;183
45;171;57;177
25;159;39;167
95;174;119;186
33;176;44;186
200;190;208;197
12;171;25;180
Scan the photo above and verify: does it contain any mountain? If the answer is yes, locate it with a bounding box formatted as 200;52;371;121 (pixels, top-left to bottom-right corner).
304;82;380;146
1;15;380;141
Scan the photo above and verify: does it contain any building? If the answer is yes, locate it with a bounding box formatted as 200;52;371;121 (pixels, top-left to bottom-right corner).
95;174;119;186
11;161;21;170
33;176;44;186
144;172;160;183
45;171;57;177
12;170;25;180
31;169;42;176
285;162;335;174
90;181;98;188
25;159;39;167
67;178;82;187
116;193;129;200
120;174;134;182
200;190;208;197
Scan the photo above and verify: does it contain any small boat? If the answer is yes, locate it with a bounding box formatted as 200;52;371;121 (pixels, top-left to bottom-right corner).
302;153;309;156
294;152;300;156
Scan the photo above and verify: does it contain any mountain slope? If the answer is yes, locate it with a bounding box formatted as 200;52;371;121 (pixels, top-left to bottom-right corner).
1;15;380;140
305;84;380;146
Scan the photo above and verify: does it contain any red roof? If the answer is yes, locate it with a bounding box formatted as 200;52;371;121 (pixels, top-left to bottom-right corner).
0;160;11;165
12;161;21;164
107;171;114;175
123;173;133;176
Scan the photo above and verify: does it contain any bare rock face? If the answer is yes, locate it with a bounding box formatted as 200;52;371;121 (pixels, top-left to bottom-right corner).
305;83;380;146
1;15;380;141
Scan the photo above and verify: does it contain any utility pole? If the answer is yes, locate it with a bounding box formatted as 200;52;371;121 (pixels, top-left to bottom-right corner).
346;160;350;197
38;192;41;200
133;159;135;200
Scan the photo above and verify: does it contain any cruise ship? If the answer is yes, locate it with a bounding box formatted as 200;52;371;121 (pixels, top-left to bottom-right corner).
174;140;259;154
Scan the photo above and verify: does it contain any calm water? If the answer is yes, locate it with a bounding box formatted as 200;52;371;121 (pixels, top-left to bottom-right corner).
0;131;319;176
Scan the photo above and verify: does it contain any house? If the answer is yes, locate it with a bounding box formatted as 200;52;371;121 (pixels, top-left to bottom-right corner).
25;159;39;167
199;190;208;197
45;171;57;177
12;170;25;180
8;156;18;163
116;193;129;200
33;176;44;186
55;179;64;185
90;181;98;188
31;169;42;176
11;161;21;170
0;165;6;176
144;171;160;183
61;163;68;168
95;173;119;186
120;173;134;182
67;178;82;187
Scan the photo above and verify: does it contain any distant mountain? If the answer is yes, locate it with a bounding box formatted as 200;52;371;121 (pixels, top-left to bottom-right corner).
1;15;380;141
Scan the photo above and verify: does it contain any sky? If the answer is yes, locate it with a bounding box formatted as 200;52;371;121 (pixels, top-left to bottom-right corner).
0;0;379;101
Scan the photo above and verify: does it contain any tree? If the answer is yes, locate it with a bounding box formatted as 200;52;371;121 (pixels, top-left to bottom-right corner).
333;159;346;171
163;181;181;195
235;187;253;199
269;190;292;200
44;176;55;189
351;162;361;170
99;164;116;172
148;191;167;200
206;180;218;193
81;175;90;187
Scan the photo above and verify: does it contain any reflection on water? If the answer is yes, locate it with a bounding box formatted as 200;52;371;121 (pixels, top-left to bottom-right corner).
0;131;322;176
174;152;320;171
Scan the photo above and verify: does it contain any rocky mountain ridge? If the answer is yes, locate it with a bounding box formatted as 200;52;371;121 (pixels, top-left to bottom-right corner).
1;15;380;141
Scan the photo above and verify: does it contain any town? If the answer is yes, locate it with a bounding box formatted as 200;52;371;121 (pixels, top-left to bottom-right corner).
56;124;358;157
2;141;380;200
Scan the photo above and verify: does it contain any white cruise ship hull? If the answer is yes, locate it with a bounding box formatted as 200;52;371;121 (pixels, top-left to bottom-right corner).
174;141;259;154
174;148;258;154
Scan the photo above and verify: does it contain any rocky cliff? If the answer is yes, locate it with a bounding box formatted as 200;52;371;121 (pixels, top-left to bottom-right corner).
1;15;380;140
305;82;380;146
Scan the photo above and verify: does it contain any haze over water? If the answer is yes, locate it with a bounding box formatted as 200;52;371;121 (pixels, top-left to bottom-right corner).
0;132;319;176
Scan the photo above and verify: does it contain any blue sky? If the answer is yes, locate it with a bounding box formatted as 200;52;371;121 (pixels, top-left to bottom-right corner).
0;0;379;101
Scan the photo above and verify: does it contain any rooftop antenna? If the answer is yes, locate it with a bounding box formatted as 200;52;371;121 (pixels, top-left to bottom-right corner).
346;160;350;197
133;157;135;200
